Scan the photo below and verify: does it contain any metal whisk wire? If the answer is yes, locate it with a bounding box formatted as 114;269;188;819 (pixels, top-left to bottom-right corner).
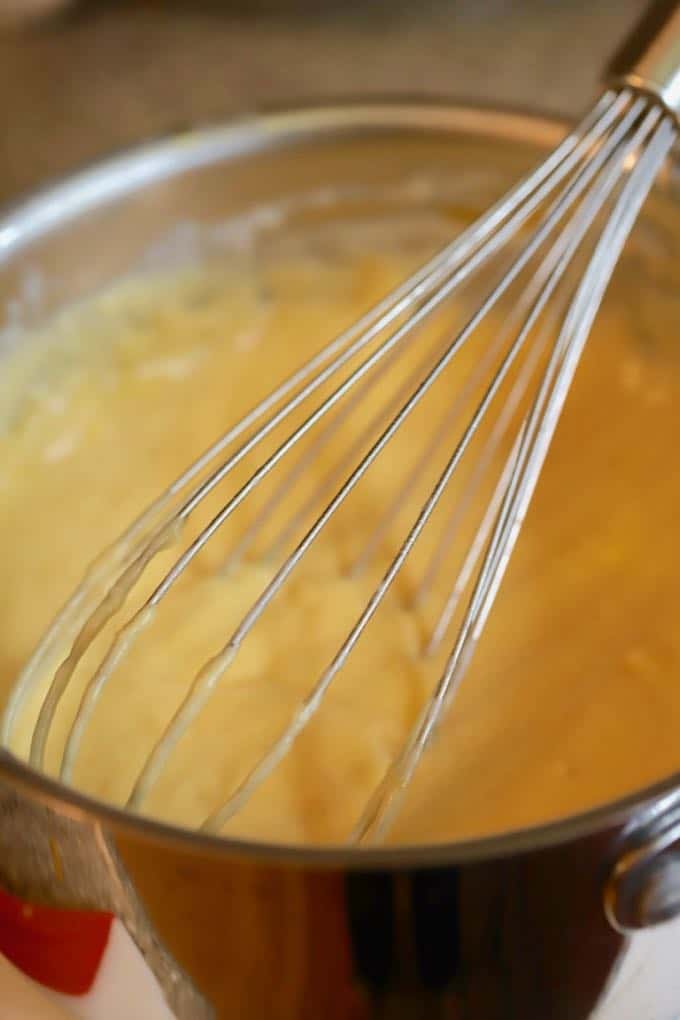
3;54;678;845
201;99;673;841
6;88;622;768
0;89;616;759
354;108;678;844
120;91;648;815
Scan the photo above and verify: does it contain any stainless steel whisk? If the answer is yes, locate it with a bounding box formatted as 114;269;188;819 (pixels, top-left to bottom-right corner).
4;3;680;844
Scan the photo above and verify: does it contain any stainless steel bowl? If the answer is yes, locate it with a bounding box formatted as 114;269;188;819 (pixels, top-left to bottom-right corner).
1;102;680;1020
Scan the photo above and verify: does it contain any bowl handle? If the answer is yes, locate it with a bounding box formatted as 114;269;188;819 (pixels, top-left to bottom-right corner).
605;798;680;933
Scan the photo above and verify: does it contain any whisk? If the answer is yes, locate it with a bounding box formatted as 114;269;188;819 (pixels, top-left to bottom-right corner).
4;3;680;845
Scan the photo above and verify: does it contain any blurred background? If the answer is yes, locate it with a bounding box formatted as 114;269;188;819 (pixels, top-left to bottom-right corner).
0;0;650;207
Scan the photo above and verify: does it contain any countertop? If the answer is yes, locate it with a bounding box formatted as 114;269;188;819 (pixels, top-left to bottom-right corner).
0;0;651;207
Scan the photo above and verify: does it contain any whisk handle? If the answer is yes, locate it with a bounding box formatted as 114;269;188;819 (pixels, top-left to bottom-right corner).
608;0;680;120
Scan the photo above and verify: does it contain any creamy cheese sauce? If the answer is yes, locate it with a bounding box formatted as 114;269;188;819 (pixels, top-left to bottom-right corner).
1;211;679;846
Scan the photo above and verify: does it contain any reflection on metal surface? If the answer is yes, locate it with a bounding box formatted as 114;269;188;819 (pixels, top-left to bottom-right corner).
0;776;213;1019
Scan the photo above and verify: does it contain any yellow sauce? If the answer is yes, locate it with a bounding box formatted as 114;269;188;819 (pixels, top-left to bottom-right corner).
1;210;679;846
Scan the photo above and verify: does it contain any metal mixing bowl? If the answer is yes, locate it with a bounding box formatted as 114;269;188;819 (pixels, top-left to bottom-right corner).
1;102;680;1019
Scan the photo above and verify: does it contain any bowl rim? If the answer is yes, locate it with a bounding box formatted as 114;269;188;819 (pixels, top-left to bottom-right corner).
1;97;678;869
